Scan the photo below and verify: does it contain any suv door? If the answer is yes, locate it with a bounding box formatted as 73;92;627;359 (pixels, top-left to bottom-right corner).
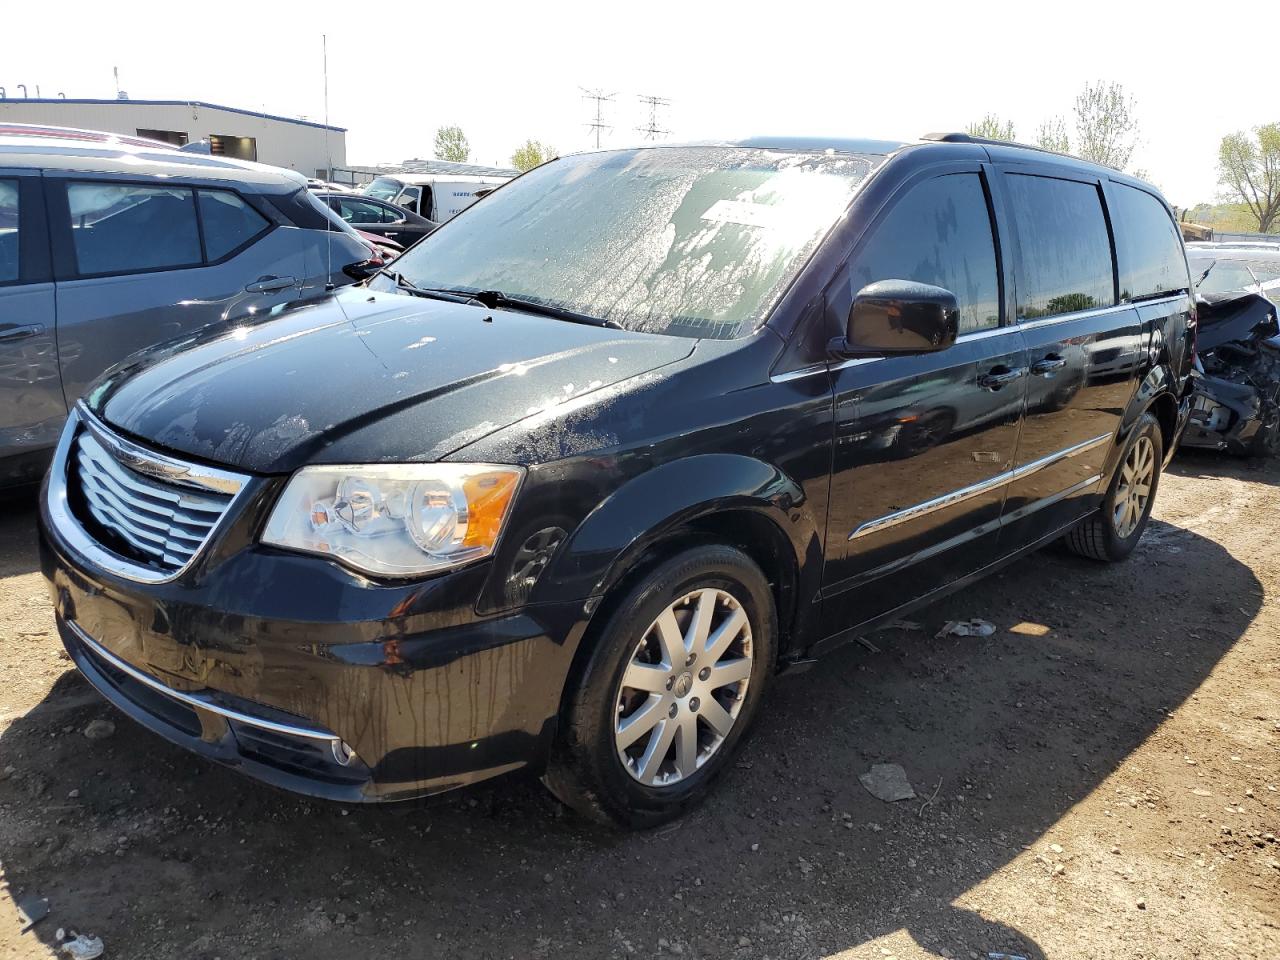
993;168;1146;546
47;177;310;404
0;170;62;485
818;166;1029;638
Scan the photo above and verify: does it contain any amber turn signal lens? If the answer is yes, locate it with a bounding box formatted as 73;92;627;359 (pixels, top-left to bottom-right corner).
462;471;522;550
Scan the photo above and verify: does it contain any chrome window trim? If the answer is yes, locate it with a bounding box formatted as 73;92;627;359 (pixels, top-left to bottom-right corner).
46;406;252;584
848;432;1112;540
66;620;340;744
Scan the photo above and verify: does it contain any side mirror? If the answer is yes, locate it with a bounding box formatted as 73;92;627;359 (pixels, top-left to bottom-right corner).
835;280;960;356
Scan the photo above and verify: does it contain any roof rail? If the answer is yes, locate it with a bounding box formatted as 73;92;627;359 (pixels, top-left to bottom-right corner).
920;132;976;144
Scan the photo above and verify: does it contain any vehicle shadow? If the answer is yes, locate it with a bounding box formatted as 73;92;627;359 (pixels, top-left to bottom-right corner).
0;517;1261;959
0;492;40;580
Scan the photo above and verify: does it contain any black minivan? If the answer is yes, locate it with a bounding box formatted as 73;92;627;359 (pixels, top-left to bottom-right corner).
39;134;1194;827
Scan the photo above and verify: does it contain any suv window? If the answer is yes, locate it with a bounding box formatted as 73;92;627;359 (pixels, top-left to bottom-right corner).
0;179;17;283
846;173;1001;334
1005;174;1115;319
198;190;269;261
67;183;202;275
1112;183;1187;301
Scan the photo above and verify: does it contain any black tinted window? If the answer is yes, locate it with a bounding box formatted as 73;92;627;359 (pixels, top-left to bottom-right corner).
0;179;17;282
1005;174;1114;319
1112;184;1187;301
67;183;201;275
848;173;1001;334
199;190;268;260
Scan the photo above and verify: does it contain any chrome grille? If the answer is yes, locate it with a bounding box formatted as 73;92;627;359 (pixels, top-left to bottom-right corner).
57;408;249;579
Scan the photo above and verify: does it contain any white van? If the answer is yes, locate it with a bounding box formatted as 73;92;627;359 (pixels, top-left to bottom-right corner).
361;173;511;222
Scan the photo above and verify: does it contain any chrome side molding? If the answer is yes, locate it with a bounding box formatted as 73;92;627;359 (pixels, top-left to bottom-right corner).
849;433;1112;540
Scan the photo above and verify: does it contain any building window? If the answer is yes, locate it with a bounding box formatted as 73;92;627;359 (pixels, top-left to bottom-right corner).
136;128;189;147
208;135;257;162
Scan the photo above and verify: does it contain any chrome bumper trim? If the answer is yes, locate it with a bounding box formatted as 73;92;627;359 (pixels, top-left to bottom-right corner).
67;620;340;744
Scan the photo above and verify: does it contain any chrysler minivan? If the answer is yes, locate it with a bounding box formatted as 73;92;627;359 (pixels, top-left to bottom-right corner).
40;135;1194;828
0;124;372;488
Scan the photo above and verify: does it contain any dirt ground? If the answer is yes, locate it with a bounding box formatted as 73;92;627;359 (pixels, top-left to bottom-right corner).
0;452;1277;960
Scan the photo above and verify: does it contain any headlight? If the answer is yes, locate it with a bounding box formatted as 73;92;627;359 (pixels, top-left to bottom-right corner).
262;463;523;577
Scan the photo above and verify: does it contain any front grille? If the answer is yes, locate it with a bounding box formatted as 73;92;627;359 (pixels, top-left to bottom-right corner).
60;410;248;577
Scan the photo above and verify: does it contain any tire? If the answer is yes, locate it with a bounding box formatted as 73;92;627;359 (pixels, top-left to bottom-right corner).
543;544;777;829
1064;412;1163;562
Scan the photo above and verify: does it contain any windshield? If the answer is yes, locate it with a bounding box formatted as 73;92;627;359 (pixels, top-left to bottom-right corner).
1191;257;1258;296
382;147;874;339
364;177;404;202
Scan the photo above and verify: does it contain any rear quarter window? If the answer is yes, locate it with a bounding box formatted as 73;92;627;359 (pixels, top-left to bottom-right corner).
198;190;269;261
1005;174;1115;319
1111;183;1188;301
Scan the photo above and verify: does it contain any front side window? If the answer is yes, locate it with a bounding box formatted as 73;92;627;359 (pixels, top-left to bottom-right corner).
198;190;269;261
0;179;17;283
1005;174;1115;319
846;173;1001;334
67;182;201;275
388;147;875;339
1112;183;1188;301
337;198;390;224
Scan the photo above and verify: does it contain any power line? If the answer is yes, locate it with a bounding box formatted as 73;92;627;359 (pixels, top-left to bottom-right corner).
580;87;616;149
636;94;671;140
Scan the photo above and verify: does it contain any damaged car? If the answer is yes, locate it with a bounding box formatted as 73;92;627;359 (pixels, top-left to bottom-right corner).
1181;288;1280;456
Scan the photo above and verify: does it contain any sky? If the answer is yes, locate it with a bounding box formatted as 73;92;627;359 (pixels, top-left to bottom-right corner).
5;0;1274;207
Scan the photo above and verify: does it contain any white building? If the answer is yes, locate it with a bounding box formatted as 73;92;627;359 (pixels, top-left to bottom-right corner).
0;98;346;177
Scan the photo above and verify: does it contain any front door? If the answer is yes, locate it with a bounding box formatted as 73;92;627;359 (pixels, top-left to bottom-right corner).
818;167;1028;642
994;169;1145;545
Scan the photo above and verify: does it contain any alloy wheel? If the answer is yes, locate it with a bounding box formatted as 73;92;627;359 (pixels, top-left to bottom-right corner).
614;588;753;787
1113;434;1155;539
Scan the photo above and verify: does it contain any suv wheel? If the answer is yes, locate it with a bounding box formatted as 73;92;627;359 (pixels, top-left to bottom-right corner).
1064;412;1163;562
544;545;776;828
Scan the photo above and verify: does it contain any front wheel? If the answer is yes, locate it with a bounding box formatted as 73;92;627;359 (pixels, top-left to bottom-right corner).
1064;412;1163;562
543;544;776;829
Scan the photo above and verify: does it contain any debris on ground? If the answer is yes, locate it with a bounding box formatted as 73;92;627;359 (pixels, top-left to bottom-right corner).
1008;621;1052;637
858;763;917;802
60;934;104;959
16;895;49;932
878;619;923;632
82;719;115;741
987;953;1029;960
936;619;997;639
856;636;881;654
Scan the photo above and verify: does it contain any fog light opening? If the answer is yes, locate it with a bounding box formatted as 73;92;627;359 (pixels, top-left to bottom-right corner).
330;739;358;767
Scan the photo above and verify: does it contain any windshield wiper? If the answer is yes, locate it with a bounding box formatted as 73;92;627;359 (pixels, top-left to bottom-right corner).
424;287;621;329
374;268;472;304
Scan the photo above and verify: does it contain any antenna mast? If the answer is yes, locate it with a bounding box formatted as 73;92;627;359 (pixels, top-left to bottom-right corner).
322;33;334;291
580;87;616;149
635;94;671;140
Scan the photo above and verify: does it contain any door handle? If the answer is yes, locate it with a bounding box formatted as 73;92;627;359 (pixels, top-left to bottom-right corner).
0;323;45;344
977;365;1026;391
1031;355;1068;376
245;276;296;293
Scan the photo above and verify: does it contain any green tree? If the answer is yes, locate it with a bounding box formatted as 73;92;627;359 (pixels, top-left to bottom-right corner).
966;114;1016;141
510;139;557;173
434;125;470;163
1217;123;1280;233
1036;117;1070;154
1072;81;1139;170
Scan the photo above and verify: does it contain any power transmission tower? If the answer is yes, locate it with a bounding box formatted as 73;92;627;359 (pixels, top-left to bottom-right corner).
636;94;671;140
581;87;616;148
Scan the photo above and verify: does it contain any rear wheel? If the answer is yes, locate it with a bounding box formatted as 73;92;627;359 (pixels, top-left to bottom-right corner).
544;544;776;828
1064;413;1162;562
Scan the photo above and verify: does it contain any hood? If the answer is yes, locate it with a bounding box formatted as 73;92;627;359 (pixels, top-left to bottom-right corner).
88;287;695;473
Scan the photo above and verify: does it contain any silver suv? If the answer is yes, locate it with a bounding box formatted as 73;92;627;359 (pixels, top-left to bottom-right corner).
0;124;372;488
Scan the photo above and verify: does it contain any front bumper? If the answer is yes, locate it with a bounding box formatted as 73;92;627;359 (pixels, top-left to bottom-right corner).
39;487;589;803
